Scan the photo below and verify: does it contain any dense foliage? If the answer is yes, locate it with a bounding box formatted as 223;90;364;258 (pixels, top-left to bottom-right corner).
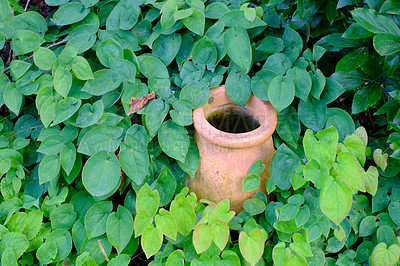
0;0;400;265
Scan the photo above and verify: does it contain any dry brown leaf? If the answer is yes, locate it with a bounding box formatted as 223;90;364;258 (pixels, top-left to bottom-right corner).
127;91;156;115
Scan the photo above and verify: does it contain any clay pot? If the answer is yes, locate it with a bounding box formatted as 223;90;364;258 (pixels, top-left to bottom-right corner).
185;85;277;213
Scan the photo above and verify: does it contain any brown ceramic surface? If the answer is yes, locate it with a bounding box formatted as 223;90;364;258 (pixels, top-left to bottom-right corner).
186;85;277;213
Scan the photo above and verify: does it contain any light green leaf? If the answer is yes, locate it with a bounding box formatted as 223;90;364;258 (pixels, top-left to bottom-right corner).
239;228;264;266
84;201;113;239
155;209;178;241
78;125;123;156
52;97;81;125
136;183;160;218
225;68;251;106
82;69;122;96
96;38;124;68
141;224;163;259
319;175;352;225
193;223;212;254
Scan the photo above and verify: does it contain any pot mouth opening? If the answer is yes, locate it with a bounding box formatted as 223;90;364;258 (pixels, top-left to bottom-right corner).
206;104;260;134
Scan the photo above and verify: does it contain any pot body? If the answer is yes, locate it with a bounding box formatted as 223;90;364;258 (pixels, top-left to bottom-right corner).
185;85;277;213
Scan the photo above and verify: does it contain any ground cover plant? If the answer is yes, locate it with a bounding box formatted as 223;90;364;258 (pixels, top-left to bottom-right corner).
0;0;400;265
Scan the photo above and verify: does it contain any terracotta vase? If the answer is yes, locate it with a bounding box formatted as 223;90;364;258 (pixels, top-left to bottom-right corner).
185;85;277;213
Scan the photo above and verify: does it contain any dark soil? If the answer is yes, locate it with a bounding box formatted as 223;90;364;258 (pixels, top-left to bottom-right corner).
19;0;55;17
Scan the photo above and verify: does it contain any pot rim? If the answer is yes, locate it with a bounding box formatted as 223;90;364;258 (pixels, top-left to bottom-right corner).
193;85;277;149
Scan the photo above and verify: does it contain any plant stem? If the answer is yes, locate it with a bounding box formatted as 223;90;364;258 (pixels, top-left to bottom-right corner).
97;240;110;262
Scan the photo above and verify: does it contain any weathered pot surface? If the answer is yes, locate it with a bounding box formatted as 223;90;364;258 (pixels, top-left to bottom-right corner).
185;85;277;213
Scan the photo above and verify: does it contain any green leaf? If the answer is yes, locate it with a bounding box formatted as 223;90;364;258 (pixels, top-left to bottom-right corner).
4;83;23;116
276;106;300;148
243;198;266;216
136;183;160;218
256;36;285;54
286;254;308;266
179;82;210;109
106;206;134;254
272;242;291;266
289;233;312;257
279;203;299;221
223;26;252;73
380;0;400;14
152;166;177;207
326;108;355;142
0;0;12;27
141;224;163;259
54;68;72;98
10;60;31;80
336;48;368;73
33;47;56;71
158;120;189;163
82;69;122;96
137;55;169;79
153;33;181;67
170;196;196;237
96;38;124;68
106;0;140;30
84;201;113;239
192;36;217;70
239;228;264;266
72;56;93;80
319;175;352;225
388;202;400;226
134;210;152;238
155;209;178;241
251;70;276;101
82;151;120;197
211;220;229;251
110;58;136;83
371;242;400;266
52;2;90;26
359;216;378;237
219;10;267;29
37;133;67;155
46;229;72;261
60;142;76;175
145;98;170;137
263;53;292;75
52;97;81;126
10;30;45;55
177;139;200;178
183;8;205;36
36;242;58;264
270;143;301;190
78;125;123;156
283;27;303;53
38;154;60;184
119;142;149;186
50;204;77;230
352;84;382;114
69;101;104;128
170;99;193;127
286;67;312;102
268;75;295;113
23;210;43;240
225;68;251;106
351;8;400;36
242;174;261;192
